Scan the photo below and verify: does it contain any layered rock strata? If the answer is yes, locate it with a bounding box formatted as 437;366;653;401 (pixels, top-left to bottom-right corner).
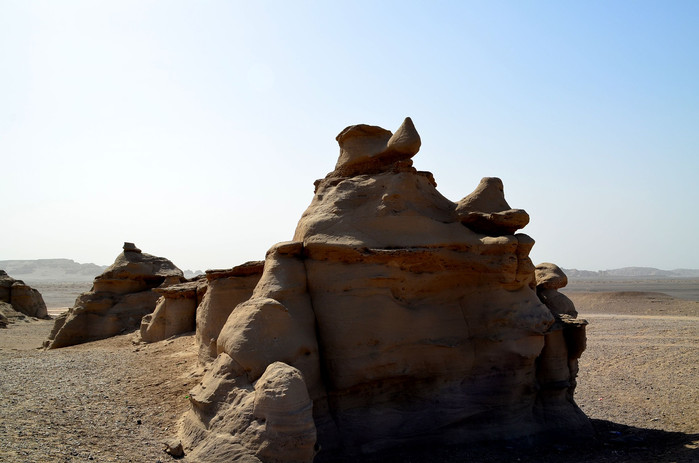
179;118;591;462
0;270;48;320
44;243;183;349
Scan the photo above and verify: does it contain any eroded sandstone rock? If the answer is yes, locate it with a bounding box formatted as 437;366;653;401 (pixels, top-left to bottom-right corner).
137;277;207;343
179;119;591;461
333;117;421;177
195;261;264;364
455;177;530;235
533;263;588;433
44;243;183;349
535;263;577;317
0;270;48;319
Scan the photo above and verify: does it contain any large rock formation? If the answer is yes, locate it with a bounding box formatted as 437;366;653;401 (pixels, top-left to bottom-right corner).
179;118;591;461
44;243;183;349
0;269;48;320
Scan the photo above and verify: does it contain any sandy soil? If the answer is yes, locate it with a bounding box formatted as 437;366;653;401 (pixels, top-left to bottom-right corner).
1;287;697;462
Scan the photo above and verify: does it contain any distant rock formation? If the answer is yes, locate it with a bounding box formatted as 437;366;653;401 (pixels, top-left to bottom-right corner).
178;118;592;462
184;269;205;279
44;243;183;349
0;270;49;322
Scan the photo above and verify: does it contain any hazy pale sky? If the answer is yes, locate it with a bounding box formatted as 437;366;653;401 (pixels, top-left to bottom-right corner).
1;0;697;272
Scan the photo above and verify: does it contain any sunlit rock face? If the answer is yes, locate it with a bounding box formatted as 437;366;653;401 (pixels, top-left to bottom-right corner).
44;243;183;349
137;277;207;344
195;262;264;364
180;118;591;462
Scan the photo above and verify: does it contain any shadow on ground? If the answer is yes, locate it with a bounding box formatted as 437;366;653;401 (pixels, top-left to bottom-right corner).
324;420;698;463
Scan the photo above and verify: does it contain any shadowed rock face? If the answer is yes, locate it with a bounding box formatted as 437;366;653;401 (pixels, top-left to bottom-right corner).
44;243;183;349
179;118;591;462
0;270;48;321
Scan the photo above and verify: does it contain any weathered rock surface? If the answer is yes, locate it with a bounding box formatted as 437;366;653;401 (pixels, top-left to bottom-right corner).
0;301;20;327
0;270;48;319
179;119;591;462
44;243;183;349
333;117;421;177
455;177;530;235
536;263;577;317
137;277;207;343
533;264;587;430
195;261;264;364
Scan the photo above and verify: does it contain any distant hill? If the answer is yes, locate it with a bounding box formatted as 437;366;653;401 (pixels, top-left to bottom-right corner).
184;269;205;278
6;259;693;283
0;259;107;281
0;259;203;281
563;267;699;280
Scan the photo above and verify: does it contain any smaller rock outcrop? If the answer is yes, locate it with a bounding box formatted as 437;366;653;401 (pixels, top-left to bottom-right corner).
195;261;264;364
0;270;48;320
138;276;207;343
535;262;577;317
456;177;530;235
534;263;588;433
44;243;183;349
182;357;317;463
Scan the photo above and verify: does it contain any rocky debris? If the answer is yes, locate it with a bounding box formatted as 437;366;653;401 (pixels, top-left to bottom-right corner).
0;270;49;319
0;301;26;327
0;302;15;327
163;439;184;458
195;261;264;364
179;118;593;462
137;276;207;343
44;243;183;349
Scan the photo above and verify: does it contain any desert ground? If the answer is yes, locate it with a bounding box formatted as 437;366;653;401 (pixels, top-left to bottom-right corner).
1;280;697;462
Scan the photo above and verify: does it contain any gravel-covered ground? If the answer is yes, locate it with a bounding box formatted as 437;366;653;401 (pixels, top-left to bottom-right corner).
1;290;697;462
0;321;200;462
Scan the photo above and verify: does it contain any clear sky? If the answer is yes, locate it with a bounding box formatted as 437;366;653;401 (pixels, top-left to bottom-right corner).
1;0;697;272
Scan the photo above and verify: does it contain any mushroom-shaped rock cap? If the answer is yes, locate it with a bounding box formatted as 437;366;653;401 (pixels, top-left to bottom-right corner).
535;262;568;289
101;243;183;281
455;177;530;235
123;242;142;253
333;117;421;176
457;177;510;213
